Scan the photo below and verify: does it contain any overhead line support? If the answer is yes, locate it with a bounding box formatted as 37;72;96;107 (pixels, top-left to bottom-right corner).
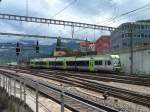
0;32;85;41
0;13;116;31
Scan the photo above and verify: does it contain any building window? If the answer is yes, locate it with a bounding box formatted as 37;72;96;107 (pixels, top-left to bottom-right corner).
141;33;144;38
123;42;127;46
122;34;125;38
134;34;136;37
141;25;144;29
145;25;148;29
138;35;140;38
125;33;129;37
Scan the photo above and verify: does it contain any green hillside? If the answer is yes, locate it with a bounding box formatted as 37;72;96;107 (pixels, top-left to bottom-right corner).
137;19;150;23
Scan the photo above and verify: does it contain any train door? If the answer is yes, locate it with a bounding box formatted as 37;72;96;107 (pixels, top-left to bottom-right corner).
63;59;67;69
89;59;95;72
46;61;49;68
105;60;112;71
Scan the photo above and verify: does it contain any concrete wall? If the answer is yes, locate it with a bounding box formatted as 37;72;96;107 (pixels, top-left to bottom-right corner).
119;49;150;75
0;87;33;112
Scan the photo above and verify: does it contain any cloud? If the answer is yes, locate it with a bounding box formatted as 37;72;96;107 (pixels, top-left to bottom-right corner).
0;0;150;43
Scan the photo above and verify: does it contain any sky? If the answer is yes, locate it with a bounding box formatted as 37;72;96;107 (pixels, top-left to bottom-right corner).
0;0;150;44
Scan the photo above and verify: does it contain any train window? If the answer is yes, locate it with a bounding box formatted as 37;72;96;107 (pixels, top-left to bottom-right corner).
66;61;75;66
49;61;55;66
36;61;46;65
95;60;102;65
95;61;99;65
76;61;80;66
108;60;111;65
55;61;63;66
76;61;88;66
85;61;89;66
99;60;102;65
79;61;83;66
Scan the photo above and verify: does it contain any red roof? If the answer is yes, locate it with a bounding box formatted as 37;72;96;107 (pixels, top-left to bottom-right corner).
80;41;95;47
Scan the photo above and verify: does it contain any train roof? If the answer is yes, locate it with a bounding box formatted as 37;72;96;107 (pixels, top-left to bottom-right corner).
76;57;91;61
110;55;120;59
31;58;56;62
91;56;111;60
55;57;66;61
30;54;120;62
88;54;120;59
65;57;76;61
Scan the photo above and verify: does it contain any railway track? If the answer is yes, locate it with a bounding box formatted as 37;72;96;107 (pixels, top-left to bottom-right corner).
41;69;150;86
1;66;150;108
4;65;150;86
30;71;150;107
0;69;118;112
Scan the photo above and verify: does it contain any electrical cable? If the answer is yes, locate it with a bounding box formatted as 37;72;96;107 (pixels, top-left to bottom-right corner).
101;2;150;25
51;0;77;19
105;6;150;26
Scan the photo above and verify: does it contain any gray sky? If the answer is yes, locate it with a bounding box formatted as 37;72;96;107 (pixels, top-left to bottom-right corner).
0;0;150;44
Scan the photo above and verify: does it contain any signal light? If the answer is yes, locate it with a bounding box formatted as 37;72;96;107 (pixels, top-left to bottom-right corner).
36;41;39;53
16;42;20;56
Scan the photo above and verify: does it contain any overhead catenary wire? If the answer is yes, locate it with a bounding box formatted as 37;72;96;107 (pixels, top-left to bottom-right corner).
105;6;150;26
51;0;77;19
101;2;150;25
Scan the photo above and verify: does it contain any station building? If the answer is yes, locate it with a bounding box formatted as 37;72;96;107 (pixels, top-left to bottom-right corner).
111;22;150;51
111;22;150;75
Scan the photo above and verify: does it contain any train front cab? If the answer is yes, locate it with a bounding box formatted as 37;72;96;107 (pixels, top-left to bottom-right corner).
111;55;121;72
93;56;114;72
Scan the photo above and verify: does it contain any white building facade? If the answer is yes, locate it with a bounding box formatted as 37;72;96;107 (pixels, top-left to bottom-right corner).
119;48;150;75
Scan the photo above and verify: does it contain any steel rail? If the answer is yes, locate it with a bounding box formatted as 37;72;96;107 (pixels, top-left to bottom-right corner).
0;69;118;112
3;67;150;107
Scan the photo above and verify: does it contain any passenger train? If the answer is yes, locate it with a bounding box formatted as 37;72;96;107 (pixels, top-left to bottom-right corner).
29;55;121;72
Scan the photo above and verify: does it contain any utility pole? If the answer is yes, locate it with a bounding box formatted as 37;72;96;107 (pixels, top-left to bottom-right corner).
71;26;74;39
86;37;88;56
26;0;28;16
36;82;39;112
16;42;20;64
129;23;133;75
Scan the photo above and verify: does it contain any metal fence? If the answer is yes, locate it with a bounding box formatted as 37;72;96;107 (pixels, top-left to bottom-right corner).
0;70;107;112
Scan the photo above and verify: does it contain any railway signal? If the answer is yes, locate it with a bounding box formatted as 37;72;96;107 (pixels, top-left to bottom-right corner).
36;41;39;53
16;42;20;56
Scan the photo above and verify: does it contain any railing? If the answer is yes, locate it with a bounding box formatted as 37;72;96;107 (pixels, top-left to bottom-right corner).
0;70;107;112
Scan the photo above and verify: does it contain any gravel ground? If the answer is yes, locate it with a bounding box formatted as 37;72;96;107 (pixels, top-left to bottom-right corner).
92;80;150;95
1;68;150;112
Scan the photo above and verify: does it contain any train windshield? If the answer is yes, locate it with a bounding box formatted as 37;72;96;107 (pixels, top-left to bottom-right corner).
113;59;121;67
